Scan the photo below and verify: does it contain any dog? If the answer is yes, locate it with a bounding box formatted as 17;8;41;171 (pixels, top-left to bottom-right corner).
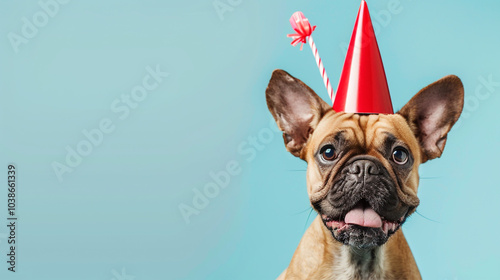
266;69;464;279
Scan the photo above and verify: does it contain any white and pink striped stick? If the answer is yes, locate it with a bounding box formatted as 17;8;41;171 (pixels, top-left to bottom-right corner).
308;36;334;100
287;12;335;102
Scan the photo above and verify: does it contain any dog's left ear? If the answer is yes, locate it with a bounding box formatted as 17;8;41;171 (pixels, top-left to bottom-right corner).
266;69;331;158
398;75;464;163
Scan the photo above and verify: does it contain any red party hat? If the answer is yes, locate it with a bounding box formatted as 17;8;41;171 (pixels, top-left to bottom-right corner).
333;0;394;114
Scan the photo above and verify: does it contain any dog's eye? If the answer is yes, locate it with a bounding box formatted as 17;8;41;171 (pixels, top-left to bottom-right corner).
320;145;337;161
392;148;409;164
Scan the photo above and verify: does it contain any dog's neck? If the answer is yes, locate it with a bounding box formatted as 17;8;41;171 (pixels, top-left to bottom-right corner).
285;217;395;279
332;245;385;280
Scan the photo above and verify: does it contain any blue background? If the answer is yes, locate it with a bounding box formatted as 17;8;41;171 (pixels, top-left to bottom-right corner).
0;0;499;279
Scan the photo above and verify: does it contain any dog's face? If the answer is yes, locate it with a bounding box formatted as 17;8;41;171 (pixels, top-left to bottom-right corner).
266;70;464;249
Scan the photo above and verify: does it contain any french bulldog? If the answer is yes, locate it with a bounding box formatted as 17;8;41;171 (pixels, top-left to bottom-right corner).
266;69;464;279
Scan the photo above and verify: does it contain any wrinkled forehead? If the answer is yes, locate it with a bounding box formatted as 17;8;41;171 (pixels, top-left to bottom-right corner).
308;112;420;158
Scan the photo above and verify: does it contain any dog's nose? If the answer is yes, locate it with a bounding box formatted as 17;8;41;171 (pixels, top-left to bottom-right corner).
347;160;381;176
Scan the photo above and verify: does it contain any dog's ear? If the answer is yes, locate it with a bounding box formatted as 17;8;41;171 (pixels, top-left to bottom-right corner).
266;69;331;158
398;75;464;163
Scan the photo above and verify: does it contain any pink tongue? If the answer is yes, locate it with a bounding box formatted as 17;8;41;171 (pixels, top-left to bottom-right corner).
345;206;382;228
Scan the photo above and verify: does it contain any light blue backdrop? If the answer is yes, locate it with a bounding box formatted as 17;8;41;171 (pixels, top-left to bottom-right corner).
0;0;499;279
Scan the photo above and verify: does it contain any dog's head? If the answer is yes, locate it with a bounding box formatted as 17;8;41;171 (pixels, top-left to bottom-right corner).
266;70;464;249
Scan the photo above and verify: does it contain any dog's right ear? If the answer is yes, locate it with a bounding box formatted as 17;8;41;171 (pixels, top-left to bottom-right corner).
266;69;331;158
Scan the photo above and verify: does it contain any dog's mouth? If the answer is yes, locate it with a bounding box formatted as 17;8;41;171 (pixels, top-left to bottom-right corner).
321;204;407;249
